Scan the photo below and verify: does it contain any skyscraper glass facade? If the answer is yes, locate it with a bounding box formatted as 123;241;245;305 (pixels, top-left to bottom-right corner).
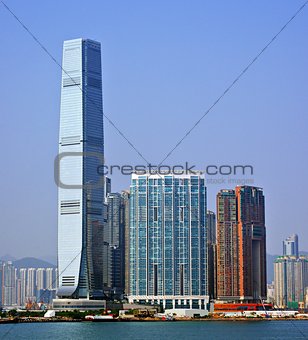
283;234;299;258
129;172;208;309
57;38;104;299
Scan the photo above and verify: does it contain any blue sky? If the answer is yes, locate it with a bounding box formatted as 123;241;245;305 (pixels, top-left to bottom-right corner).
0;0;307;259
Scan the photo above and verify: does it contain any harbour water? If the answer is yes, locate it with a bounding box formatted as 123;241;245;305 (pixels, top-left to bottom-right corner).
0;321;308;339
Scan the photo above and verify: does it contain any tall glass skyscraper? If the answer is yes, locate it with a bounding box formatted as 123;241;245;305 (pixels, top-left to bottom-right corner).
283;234;299;258
57;39;105;299
128;172;208;310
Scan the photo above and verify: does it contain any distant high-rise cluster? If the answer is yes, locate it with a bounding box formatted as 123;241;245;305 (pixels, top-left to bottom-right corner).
0;262;57;308
274;234;308;309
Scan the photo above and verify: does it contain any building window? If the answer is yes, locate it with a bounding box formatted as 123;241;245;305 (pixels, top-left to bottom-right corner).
154;207;158;221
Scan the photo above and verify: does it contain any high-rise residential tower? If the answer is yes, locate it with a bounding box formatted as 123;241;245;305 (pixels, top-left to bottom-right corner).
122;190;130;296
57;38;105;300
46;268;56;290
216;186;266;301
128;172;208;310
216;190;239;299
2;262;16;306
19;268;27;306
36;268;45;301
26;268;36;300
207;210;216;245
236;186;266;300
283;234;299;258
207;210;216;300
106;192;126;296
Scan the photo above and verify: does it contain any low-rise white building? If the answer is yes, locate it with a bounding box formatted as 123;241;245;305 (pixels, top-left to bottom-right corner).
128;295;209;311
165;308;208;318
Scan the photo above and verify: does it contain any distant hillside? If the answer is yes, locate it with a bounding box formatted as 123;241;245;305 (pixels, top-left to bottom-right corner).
41;255;57;266
13;257;56;269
